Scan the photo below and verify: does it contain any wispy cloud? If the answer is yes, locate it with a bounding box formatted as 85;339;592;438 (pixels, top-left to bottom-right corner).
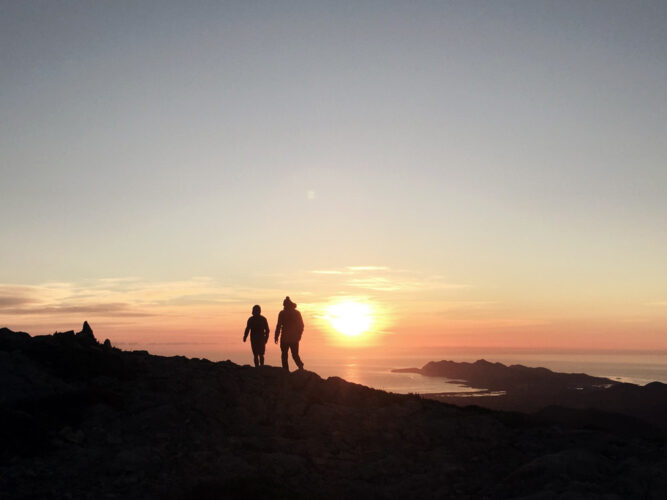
347;277;401;292
1;303;153;317
311;266;390;275
1;268;472;336
96;277;142;284
0;296;36;308
0;277;270;323
307;266;469;294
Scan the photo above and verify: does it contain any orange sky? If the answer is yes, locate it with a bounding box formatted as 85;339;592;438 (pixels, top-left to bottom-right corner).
1;268;666;359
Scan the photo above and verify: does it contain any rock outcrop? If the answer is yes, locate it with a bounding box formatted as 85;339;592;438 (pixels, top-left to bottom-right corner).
76;320;96;343
1;326;666;499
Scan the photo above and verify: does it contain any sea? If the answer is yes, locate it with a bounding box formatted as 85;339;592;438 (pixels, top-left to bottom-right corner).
190;348;667;395
291;351;667;395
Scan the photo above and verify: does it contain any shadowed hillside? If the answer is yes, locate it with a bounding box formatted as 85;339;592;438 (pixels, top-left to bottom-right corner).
422;359;618;390
2;325;666;499
394;359;667;432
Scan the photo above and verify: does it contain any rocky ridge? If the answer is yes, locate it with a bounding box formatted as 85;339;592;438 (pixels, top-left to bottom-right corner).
1;325;666;499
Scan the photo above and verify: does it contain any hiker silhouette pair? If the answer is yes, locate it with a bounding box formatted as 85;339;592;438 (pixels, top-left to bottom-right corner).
243;296;304;371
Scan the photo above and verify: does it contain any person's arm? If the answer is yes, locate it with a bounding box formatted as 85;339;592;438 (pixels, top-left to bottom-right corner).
243;319;250;342
263;317;270;343
274;311;283;344
297;311;304;338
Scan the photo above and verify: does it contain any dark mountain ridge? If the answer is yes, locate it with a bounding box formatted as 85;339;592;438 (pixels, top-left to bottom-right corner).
2;325;666;498
394;359;667;432
422;359;618;390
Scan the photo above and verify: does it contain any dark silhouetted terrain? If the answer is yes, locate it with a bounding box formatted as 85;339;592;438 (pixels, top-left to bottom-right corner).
395;359;667;433
2;325;666;499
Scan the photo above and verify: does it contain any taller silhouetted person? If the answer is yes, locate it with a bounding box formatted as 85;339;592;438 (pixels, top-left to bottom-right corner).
274;296;304;371
243;305;270;367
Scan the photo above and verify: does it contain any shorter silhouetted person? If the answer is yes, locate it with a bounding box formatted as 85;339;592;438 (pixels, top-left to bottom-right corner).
243;305;270;367
275;296;304;371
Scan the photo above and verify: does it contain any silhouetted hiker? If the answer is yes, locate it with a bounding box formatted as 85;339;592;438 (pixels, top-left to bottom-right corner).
274;296;304;371
243;305;270;367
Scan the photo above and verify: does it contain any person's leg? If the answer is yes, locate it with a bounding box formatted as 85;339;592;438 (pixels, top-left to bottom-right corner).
280;342;289;370
252;337;265;367
254;337;266;367
290;342;304;370
253;353;259;367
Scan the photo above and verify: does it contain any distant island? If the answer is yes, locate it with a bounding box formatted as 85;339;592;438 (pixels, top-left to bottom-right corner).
393;359;667;432
2;324;666;498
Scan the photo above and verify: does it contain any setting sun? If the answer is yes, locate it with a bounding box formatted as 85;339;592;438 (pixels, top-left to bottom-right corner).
325;301;374;337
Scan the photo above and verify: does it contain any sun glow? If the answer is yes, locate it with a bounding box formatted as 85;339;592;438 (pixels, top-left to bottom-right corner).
325;301;374;337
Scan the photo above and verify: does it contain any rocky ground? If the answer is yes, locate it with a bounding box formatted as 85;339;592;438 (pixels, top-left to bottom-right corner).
1;325;666;499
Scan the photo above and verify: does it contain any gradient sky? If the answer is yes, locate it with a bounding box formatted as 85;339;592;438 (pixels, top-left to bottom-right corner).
2;1;666;358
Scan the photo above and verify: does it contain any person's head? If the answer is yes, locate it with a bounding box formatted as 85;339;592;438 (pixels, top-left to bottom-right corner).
283;296;296;309
252;304;261;316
